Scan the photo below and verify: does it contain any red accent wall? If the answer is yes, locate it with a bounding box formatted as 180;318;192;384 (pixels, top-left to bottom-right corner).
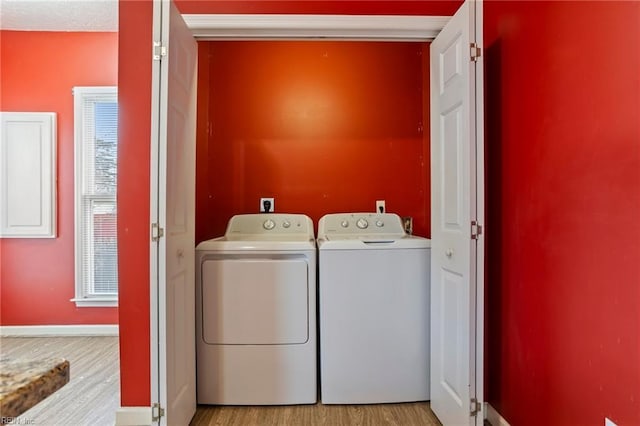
0;31;118;326
118;1;640;417
117;0;461;407
484;1;640;425
196;41;429;242
117;0;153;407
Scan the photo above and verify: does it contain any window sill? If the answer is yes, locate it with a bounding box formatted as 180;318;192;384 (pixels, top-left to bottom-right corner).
70;297;118;308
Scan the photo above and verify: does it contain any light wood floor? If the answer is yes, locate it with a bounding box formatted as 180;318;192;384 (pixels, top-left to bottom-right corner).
0;336;120;426
191;402;442;426
1;337;452;426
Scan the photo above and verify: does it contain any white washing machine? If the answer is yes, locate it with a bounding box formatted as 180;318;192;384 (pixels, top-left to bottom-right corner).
196;213;316;405
318;212;431;404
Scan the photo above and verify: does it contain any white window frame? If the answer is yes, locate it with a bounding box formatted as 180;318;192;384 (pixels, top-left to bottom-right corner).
73;86;118;307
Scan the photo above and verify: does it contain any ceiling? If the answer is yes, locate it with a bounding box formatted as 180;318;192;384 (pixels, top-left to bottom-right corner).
0;0;118;31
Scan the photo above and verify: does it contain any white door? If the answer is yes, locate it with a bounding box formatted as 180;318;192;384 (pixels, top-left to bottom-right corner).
150;0;198;424
430;0;484;425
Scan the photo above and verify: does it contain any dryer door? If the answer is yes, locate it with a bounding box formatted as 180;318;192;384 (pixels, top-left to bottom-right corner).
202;256;309;345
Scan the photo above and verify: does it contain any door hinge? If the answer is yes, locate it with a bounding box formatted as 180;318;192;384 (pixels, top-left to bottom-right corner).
470;398;481;417
470;43;481;62
471;220;483;240
153;41;167;61
152;402;165;421
152;223;164;241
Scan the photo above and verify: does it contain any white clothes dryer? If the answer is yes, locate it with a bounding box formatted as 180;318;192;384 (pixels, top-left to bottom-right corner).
196;214;316;405
318;212;431;404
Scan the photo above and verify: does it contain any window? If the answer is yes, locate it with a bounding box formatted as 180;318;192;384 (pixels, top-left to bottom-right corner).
73;87;118;307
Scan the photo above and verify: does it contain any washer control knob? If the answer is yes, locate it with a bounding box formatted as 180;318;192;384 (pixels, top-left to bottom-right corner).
263;219;275;230
356;218;369;229
375;220;384;227
282;220;291;228
341;220;349;228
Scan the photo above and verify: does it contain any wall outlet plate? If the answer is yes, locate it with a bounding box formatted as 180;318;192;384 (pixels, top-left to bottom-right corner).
401;216;413;235
605;418;618;426
376;200;385;213
260;197;274;212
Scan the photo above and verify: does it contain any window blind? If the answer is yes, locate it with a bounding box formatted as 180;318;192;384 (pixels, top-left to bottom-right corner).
76;88;118;299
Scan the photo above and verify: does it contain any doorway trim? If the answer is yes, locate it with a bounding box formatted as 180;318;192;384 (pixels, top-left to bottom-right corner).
150;7;485;425
182;14;448;40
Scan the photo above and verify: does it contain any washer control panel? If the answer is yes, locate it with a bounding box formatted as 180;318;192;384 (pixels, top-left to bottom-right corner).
226;213;314;238
319;213;405;239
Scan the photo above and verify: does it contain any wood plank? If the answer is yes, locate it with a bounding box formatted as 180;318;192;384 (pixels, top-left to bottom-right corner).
191;402;442;426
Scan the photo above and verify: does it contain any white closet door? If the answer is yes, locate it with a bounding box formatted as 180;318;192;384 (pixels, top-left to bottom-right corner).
430;0;484;424
151;0;198;424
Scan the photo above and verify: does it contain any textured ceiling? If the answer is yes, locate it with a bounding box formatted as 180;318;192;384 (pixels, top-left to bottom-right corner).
0;0;118;31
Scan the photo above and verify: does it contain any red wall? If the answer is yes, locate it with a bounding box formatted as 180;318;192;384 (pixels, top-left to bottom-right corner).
0;31;118;326
117;0;154;406
119;2;640;418
196;41;429;242
118;0;460;406
484;1;640;425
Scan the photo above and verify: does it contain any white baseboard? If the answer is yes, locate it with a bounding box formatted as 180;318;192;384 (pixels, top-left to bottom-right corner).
487;403;511;426
115;406;152;426
0;324;119;337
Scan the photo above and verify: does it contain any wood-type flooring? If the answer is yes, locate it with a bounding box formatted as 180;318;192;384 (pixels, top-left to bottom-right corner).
1;336;119;426
191;401;441;425
1;337;460;426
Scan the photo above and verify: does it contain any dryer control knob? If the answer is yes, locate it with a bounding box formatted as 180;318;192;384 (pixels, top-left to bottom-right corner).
356;218;369;229
263;219;276;230
376;220;384;227
282;220;291;228
341;220;349;228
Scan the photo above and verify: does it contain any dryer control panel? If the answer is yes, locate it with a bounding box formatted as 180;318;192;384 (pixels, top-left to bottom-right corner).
318;213;406;239
225;213;314;238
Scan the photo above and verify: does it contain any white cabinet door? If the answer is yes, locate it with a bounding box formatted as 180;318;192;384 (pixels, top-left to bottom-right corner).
151;0;198;424
430;0;484;424
0;112;56;238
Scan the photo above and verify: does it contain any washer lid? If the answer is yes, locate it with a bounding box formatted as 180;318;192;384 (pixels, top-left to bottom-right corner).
318;235;430;250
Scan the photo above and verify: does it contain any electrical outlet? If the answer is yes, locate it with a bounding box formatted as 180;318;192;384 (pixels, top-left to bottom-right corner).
376;200;385;214
605;418;618;426
402;216;413;235
260;197;274;212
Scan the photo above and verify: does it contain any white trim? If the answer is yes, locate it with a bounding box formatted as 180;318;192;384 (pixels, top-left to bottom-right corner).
183;14;449;40
115;406;152;426
0;324;119;337
69;297;118;307
487;403;511;426
149;0;164;423
149;10;488;425
473;1;485;425
73;86;119;307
